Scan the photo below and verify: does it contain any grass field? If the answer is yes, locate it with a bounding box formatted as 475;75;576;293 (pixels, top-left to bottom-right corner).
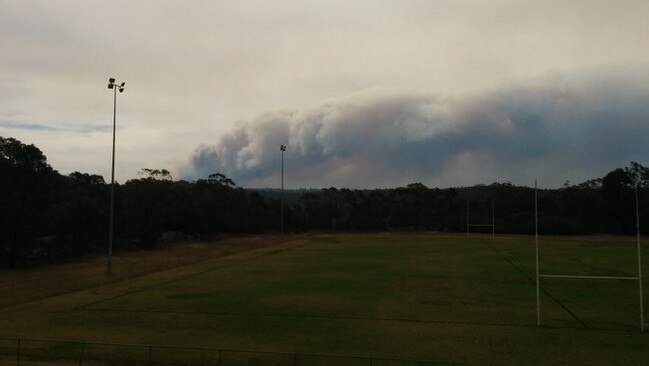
1;233;648;365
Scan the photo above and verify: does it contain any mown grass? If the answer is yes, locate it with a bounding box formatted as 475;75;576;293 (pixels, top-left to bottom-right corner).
1;234;648;365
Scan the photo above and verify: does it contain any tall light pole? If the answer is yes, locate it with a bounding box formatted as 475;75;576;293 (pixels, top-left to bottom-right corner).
636;185;644;332
280;144;286;235
107;77;125;274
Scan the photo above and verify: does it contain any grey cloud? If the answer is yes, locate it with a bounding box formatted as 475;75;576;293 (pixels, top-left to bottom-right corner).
180;68;649;188
0;120;111;134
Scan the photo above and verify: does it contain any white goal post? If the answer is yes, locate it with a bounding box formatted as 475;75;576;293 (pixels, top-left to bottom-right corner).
466;199;495;239
534;181;645;332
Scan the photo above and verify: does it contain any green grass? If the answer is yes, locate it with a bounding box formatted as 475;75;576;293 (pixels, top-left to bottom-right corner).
1;234;648;365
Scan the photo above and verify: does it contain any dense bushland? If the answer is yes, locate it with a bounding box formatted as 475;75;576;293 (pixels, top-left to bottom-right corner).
2;136;648;268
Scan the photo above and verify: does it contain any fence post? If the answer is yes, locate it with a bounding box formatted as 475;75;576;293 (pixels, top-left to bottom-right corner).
293;353;297;366
148;346;153;366
15;338;20;366
217;349;222;366
78;342;85;366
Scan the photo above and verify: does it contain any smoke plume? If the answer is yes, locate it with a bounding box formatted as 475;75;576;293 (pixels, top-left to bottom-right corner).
181;65;649;188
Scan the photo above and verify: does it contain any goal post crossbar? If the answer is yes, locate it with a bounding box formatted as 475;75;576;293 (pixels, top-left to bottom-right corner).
539;274;639;281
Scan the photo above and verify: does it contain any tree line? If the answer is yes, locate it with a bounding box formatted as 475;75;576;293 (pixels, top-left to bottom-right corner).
2;136;648;268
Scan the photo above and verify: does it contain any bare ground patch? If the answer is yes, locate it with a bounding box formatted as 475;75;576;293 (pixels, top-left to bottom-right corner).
0;234;305;308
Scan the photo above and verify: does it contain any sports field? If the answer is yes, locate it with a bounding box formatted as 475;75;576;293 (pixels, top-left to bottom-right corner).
1;234;648;365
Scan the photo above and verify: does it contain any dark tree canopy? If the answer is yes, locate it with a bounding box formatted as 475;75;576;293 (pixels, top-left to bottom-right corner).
2;136;648;269
0;137;52;173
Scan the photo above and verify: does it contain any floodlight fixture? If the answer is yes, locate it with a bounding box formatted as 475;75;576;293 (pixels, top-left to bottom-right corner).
280;144;286;152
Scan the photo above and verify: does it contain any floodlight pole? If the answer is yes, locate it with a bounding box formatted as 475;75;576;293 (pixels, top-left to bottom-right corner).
535;179;540;326
107;77;125;275
492;198;495;239
280;145;286;235
636;185;644;332
466;200;469;237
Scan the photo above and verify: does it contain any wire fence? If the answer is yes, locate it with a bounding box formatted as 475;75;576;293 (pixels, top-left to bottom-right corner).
0;337;454;366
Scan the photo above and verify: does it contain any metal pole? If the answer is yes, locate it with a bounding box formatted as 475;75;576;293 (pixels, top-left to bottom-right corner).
535;179;540;326
466;200;469;237
16;338;20;366
108;86;117;274
280;147;284;235
492;198;495;239
78;342;85;366
636;185;644;332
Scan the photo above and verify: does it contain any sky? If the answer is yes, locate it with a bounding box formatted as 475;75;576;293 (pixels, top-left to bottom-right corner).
1;0;649;189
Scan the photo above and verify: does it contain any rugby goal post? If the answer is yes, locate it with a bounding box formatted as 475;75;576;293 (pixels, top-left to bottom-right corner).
466;199;495;239
534;181;644;332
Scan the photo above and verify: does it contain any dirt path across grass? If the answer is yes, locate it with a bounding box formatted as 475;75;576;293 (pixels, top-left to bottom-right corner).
0;234;305;309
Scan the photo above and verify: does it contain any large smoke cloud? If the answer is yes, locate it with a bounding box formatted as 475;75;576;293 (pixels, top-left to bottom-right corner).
180;65;649;188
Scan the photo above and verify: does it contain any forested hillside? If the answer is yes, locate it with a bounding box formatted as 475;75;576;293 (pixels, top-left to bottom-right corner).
2;136;648;268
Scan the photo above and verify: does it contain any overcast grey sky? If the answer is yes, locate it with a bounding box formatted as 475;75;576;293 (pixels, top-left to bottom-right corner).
2;0;649;188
